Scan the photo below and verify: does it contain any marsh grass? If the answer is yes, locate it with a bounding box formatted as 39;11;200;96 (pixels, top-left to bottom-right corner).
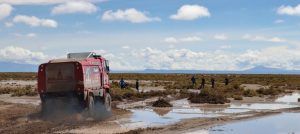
0;85;37;96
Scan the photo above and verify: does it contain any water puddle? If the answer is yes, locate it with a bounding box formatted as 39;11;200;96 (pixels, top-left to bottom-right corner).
119;98;300;129
229;103;299;110
275;92;300;104
119;99;251;128
119;108;222;128
186;113;300;134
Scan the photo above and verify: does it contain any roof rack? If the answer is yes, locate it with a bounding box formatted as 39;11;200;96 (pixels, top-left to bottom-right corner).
67;52;99;59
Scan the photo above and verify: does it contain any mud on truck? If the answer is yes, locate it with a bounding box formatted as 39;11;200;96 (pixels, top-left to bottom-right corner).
37;52;111;117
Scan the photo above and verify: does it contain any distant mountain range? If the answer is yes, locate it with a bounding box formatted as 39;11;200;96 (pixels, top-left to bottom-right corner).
0;62;38;72
1;62;300;74
112;66;300;74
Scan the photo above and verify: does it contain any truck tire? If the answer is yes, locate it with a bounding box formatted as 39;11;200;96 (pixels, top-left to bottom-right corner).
88;95;95;116
104;93;112;112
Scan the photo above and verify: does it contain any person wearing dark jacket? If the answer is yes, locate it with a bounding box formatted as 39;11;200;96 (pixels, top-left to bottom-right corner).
135;79;139;92
200;77;205;89
225;77;229;86
191;75;196;86
119;78;126;89
211;78;215;88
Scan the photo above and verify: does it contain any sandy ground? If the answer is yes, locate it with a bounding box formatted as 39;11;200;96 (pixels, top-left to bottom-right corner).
0;80;36;87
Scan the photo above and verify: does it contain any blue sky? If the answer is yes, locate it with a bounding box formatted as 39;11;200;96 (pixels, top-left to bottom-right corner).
1;0;300;70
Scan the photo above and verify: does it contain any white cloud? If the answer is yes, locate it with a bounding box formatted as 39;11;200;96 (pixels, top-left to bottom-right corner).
4;22;13;27
52;1;97;15
0;0;107;5
170;4;210;20
277;4;300;16
242;34;286;43
220;45;232;49
274;19;284;24
180;36;202;42
164;36;202;43
13;15;58;28
122;46;130;49
0;3;13;20
96;46;300;70
101;8;160;23
164;37;178;43
0;46;48;64
14;33;37;38
214;34;228;40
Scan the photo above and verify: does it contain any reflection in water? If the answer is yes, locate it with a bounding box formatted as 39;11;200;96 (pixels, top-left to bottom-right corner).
120;108;221;128
275;93;300;104
229;103;299;110
205;113;300;134
199;105;229;113
153;108;172;116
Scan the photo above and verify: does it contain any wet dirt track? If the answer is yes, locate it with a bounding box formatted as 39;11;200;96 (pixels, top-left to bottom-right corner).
0;100;130;134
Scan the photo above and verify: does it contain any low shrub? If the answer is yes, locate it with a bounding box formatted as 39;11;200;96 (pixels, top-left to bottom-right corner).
152;98;173;107
233;95;243;100
0;85;37;96
189;89;230;104
11;85;37;96
243;89;257;97
256;87;284;96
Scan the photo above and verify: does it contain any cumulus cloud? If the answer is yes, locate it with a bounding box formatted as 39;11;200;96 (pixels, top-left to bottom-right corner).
0;0;106;5
220;45;232;49
122;46;130;49
0;3;13;20
277;4;300;16
164;36;202;43
0;46;48;64
101;8;161;23
170;4;210;20
4;22;13;27
214;34;228;40
243;34;286;43
52;1;97;15
97;46;300;70
274;19;284;24
14;33;37;38
13;15;58;28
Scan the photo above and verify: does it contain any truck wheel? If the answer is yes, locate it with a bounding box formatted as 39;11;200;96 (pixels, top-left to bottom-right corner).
88;95;95;116
104;93;112;112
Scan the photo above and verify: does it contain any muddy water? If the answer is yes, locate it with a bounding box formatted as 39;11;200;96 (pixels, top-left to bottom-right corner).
186;113;300;134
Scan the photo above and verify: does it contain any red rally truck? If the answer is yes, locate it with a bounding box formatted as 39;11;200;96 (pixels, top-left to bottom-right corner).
37;52;111;116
